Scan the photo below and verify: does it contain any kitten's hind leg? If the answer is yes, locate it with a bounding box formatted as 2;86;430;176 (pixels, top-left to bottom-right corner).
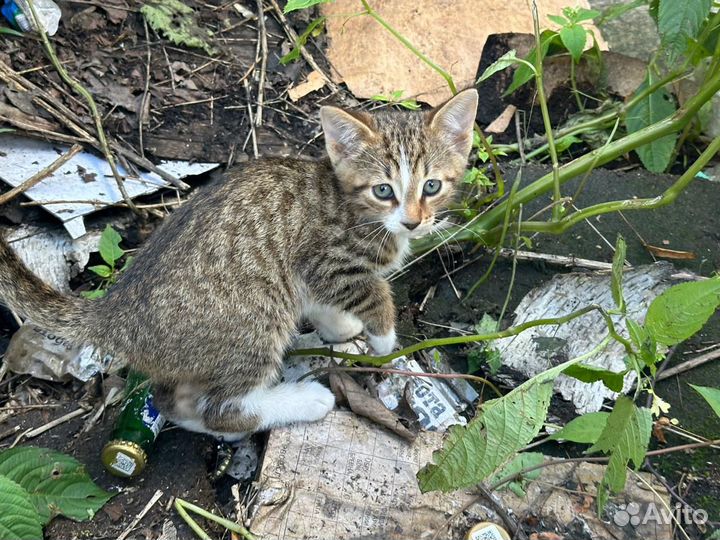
304;302;363;343
201;381;335;433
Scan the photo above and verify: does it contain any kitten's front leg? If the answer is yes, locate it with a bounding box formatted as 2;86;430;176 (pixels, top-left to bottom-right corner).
304;302;364;343
309;276;396;355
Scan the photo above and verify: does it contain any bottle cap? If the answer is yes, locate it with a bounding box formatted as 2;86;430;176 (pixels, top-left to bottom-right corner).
101;440;147;478
466;522;511;540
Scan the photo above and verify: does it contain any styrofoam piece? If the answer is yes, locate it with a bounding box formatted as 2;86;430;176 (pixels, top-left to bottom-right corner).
0;136;218;238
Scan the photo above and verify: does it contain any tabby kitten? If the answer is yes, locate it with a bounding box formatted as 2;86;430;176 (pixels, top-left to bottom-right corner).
0;89;478;440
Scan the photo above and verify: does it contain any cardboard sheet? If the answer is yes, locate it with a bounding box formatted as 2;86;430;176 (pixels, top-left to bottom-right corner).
322;0;607;106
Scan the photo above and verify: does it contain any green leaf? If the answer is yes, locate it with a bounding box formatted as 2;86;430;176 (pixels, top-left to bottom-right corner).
284;0;332;13
549;412;609;444
0;475;43;540
626;319;660;368
595;0;645;26
0;447;113;524
488;452;544;497
504;30;559;96
474;313;497;335
554;134;582;153
571;8;601;23
588;397;652;511
611;235;627;312
280;17;326;65
477;50;519;83
547;14;568;26
690;385;720;418
625;73;678;172
560;24;587;63
658;0;713;62
467;350;483;373
141;0;217;55
563;364;626;392
645;276;720;346
98;225;124;268
88;265;112;278
418;370;556;492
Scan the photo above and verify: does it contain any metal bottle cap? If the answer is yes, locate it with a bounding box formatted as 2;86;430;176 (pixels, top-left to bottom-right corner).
101;440;148;478
466;522;511;540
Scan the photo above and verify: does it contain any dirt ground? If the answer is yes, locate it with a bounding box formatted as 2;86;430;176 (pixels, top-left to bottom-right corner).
1;1;719;539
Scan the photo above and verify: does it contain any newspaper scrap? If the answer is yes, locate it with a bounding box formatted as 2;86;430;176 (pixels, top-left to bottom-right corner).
248;412;671;540
249;410;480;540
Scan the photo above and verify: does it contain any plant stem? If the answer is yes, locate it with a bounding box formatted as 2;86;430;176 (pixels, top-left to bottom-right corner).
412;68;720;252
531;1;562;221
290;303;617;366
175;501;212;540
175;498;256;540
360;0;457;94
570;59;583;111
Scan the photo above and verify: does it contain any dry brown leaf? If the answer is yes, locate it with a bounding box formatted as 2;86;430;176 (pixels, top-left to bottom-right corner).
485;104;517;134
288;71;327;102
329;371;416;441
643;244;696;260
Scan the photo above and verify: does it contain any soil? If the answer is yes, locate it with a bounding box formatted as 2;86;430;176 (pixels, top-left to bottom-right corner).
0;1;719;539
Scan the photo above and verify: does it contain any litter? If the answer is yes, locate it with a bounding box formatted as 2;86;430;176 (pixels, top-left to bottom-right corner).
4;322;120;382
0;135;218;238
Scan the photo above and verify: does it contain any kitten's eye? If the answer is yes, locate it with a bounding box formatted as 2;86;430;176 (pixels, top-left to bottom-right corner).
423;179;442;196
372;184;395;200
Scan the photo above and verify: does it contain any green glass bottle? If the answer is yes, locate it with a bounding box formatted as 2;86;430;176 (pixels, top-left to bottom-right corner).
101;371;165;478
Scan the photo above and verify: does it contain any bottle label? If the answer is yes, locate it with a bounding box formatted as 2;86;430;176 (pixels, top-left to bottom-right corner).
110;452;137;476
142;396;166;438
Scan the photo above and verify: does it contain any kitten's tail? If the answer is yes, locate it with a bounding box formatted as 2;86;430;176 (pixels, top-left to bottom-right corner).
0;233;90;339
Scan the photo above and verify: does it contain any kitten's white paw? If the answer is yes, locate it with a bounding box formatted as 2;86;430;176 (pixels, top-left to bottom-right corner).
368;328;396;356
297;381;335;422
307;304;364;342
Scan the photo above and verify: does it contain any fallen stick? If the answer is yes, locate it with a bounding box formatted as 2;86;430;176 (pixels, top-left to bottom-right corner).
23;407;88;439
117;489;164;540
0;144;83;205
656;348;720;382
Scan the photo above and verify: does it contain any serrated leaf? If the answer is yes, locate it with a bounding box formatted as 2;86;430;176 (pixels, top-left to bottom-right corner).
550;412;609;444
625;73;678;172
88;265;112;278
571;8;601;23
0;447;113;524
284;0;332;13
279;16;325;65
588;397;652;511
563;363;626;392
417;356;588;492
645;277;720;346
504;30;559;96
611;235;627;311
0;475;43;540
547;14;568;26
98;225;124;267
690;385;720;418
658;0;713;62
560;24;587;62
141;0;217;55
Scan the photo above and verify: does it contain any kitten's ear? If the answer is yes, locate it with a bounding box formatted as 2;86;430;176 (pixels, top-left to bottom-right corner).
428;89;478;156
320;106;376;162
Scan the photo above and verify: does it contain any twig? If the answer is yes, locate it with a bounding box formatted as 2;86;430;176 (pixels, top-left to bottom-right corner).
139;18;152;159
267;0;340;93
117;490;164;540
243;79;259;158
476;484;527;540
655;348;720;382
0;144;82;206
26;0;141;216
255;0;268;126
298;365;503;397
22;407;89;441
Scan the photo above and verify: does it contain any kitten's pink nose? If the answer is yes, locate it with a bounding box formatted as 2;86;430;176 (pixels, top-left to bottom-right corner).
402;221;421;231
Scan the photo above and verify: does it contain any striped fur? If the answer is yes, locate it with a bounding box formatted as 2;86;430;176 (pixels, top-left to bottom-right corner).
0;89;478;439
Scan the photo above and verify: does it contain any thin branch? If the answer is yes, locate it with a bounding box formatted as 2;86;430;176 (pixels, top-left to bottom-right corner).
255;0;268;126
0;144;82;205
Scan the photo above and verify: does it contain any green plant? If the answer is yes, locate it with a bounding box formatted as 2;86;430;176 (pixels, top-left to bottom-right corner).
81;225;132;299
369;90;421;110
141;0;217;55
280;16;326;65
175;498;255;540
0;447;113;539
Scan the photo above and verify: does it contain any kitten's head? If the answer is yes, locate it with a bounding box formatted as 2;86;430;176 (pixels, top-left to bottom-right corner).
320;89;478;239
